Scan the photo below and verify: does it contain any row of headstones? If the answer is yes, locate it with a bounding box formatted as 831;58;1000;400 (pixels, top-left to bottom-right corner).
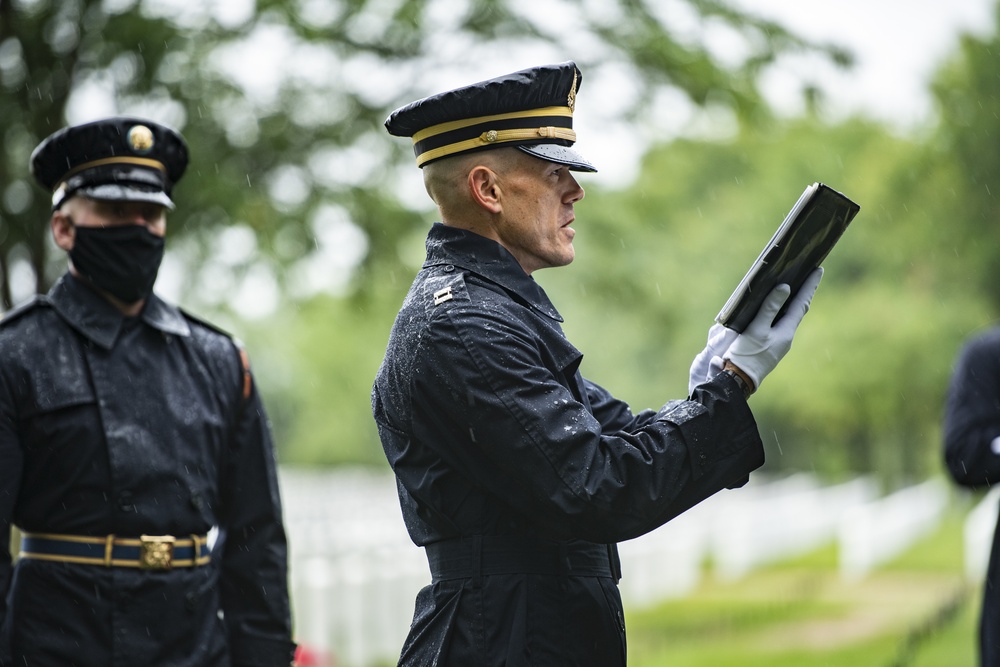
618;475;954;607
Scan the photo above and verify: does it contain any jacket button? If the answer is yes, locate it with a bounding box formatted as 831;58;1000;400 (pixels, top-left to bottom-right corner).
190;494;204;511
118;491;134;512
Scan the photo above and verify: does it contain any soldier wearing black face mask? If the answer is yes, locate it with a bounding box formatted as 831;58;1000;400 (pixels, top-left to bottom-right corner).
67;221;165;304
0;118;297;666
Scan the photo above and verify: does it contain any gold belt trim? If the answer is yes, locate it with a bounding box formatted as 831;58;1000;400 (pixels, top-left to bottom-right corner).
19;532;211;570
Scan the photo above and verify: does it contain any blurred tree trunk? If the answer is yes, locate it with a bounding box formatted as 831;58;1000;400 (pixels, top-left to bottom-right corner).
0;0;89;309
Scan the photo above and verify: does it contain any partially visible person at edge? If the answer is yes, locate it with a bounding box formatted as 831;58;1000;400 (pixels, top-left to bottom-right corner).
944;328;1000;666
0;117;297;666
371;61;824;666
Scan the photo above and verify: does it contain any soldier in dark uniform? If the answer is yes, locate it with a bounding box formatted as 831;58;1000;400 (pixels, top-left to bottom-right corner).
0;118;296;666
371;61;823;666
944;328;1000;666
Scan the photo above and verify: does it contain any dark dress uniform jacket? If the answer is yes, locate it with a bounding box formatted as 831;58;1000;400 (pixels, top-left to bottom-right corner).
0;274;295;667
372;223;766;666
944;327;1000;666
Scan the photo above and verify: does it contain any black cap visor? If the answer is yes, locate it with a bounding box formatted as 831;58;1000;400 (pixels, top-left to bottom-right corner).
52;163;175;210
76;183;175;209
518;144;596;173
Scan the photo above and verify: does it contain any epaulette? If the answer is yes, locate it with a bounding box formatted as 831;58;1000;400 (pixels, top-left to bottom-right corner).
178;307;252;400
177;306;236;339
0;295;50;328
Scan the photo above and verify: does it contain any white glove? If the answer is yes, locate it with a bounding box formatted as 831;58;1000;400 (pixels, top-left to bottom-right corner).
688;323;739;395
725;267;823;390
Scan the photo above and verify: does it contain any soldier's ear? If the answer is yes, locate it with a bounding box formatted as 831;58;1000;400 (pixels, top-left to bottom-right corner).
468;165;502;215
51;209;76;252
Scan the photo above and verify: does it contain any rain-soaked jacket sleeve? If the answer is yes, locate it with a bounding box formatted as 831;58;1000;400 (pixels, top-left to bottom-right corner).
408;300;763;544
216;359;296;667
585;378;658;434
944;330;1000;486
0;365;22;657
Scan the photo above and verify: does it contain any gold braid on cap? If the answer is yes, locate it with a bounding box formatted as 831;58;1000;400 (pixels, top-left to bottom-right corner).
412;105;575;167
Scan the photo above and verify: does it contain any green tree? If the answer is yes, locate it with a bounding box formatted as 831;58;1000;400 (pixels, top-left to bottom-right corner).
532;114;990;486
0;0;849;312
927;1;1000;311
238;1;1000;478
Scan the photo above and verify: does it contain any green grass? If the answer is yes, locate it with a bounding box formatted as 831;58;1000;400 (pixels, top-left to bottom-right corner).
625;504;981;666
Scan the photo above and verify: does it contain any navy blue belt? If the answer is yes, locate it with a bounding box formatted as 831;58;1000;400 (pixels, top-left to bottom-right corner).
20;532;211;570
426;536;621;585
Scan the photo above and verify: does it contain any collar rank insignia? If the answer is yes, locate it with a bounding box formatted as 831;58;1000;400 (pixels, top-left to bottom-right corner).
433;286;453;305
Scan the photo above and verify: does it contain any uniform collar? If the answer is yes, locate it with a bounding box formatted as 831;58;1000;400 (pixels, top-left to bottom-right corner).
422;223;564;322
48;273;191;349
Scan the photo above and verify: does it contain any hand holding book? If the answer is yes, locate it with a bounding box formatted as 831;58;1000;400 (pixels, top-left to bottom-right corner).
689;268;824;396
724;267;823;390
690;183;859;397
716;183;860;333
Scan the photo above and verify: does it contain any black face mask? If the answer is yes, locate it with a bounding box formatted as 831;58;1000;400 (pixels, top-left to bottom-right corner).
69;224;165;304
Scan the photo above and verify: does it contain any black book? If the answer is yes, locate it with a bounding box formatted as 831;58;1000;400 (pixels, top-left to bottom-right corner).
715;182;860;333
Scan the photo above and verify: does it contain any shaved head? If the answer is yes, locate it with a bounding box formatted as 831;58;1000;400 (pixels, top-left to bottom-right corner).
422;148;527;214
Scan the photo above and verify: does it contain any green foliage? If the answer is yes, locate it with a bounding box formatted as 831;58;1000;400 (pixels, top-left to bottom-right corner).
252;108;995;481
536;115;992;483
7;0;1000;484
0;0;841;310
929;3;1000;310
243;291;403;466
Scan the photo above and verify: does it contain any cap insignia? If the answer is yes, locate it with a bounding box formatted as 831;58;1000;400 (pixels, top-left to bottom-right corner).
127;125;155;154
567;69;578;112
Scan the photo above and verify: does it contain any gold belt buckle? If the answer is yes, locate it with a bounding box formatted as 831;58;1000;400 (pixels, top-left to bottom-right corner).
139;535;176;570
